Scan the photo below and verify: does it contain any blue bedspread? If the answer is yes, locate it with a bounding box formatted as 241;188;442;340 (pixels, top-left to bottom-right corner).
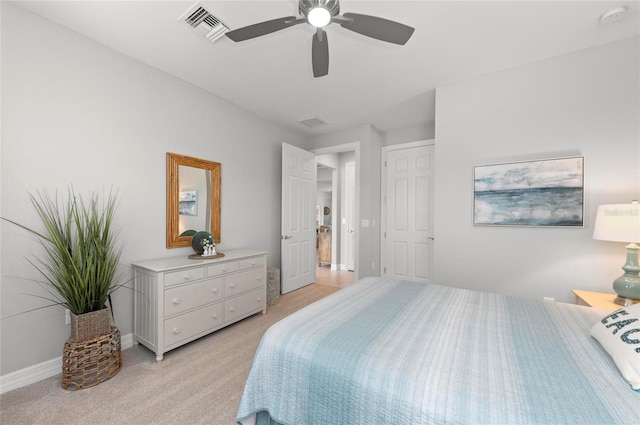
237;278;640;425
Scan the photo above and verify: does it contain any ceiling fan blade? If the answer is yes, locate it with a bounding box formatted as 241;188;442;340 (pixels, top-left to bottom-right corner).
226;16;304;42
312;29;329;78
339;13;414;45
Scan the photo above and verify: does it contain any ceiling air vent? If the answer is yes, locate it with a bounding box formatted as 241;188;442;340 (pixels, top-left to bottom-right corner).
298;116;328;128
179;2;229;42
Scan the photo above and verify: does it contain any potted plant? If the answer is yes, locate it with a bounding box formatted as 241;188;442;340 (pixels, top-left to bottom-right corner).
3;187;124;340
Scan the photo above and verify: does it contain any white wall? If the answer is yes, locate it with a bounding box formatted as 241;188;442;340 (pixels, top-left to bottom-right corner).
434;37;640;303
382;122;435;147
0;3;302;375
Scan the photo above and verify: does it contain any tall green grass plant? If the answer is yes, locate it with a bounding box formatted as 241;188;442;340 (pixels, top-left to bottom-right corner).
4;188;124;315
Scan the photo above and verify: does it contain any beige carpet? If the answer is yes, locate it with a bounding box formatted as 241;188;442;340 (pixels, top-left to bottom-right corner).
0;283;339;425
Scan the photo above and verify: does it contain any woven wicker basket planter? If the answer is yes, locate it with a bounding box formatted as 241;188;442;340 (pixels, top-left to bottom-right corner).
61;326;122;390
69;307;111;341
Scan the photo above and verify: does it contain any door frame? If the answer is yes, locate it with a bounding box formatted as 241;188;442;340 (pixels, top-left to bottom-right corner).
380;139;435;279
312;142;360;281
345;161;356;271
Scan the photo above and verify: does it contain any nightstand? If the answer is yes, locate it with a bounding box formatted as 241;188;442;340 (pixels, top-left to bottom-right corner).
572;289;639;311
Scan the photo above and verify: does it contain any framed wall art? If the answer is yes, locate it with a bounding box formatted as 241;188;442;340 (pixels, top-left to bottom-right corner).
473;156;584;227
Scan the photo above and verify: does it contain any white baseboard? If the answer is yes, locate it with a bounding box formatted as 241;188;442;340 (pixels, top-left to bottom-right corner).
0;332;134;394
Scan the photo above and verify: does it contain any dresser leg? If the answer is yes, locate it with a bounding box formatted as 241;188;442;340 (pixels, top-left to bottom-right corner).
156;354;164;362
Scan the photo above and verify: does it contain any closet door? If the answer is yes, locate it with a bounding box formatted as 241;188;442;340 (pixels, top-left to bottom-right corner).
382;142;434;283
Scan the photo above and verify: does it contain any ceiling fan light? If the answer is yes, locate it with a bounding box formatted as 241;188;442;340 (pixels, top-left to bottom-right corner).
308;7;331;27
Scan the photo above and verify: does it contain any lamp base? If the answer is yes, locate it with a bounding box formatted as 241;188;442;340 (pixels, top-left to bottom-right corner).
612;243;640;304
613;296;639;307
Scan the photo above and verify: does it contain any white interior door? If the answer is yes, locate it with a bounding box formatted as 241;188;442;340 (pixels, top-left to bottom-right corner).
281;143;317;293
382;143;434;283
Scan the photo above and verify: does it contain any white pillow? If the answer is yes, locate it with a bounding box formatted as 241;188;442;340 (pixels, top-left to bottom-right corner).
591;303;640;391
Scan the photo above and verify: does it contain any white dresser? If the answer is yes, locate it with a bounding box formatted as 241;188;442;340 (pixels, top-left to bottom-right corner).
133;249;268;361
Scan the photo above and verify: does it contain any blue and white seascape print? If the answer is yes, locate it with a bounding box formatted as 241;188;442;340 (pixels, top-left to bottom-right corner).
474;157;584;226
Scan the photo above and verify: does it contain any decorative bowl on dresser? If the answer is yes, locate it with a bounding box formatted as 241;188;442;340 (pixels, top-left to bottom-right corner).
133;249;268;361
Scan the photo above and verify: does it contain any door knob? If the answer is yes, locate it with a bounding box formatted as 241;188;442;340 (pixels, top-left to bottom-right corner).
282;235;293;240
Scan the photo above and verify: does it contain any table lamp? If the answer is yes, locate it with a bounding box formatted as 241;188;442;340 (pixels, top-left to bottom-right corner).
593;201;640;306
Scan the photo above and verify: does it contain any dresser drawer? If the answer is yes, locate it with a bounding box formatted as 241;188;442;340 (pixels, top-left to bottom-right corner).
207;260;238;277
164;277;223;317
225;289;264;323
164;267;205;287
239;255;265;270
225;268;265;297
164;303;223;347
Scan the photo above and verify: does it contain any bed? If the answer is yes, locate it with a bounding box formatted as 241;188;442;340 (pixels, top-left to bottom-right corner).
236;277;640;425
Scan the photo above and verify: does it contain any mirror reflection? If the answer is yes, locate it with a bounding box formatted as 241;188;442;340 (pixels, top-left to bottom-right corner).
167;153;220;248
177;165;210;235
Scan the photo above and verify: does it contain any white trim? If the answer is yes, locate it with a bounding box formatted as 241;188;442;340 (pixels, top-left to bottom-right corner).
0;333;134;394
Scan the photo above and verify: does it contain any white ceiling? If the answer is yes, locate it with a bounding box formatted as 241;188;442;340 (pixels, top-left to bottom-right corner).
11;1;640;137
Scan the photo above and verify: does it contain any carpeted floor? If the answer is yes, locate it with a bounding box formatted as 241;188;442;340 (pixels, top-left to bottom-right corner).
0;283;340;425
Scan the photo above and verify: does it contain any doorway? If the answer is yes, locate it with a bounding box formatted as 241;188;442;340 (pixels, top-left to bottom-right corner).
313;143;359;287
316;163;334;269
315;157;355;288
281;143;358;293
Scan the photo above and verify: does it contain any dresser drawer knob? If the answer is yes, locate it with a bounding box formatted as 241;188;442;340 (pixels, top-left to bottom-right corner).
250;261;256;266
256;277;262;281
230;283;236;289
212;288;219;294
256;298;261;303
172;328;180;335
229;307;235;312
212;314;219;320
221;267;228;272
183;274;191;281
172;298;181;305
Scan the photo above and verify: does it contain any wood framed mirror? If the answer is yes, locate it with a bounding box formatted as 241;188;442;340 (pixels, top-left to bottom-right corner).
166;152;221;248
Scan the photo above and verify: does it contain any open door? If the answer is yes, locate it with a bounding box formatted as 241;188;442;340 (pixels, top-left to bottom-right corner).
281;143;317;293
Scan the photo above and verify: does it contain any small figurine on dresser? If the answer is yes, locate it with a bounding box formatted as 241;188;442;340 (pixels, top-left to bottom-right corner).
189;231;222;259
202;237;216;256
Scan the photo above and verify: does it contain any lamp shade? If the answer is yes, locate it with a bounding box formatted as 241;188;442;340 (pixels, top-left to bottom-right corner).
593;203;640;243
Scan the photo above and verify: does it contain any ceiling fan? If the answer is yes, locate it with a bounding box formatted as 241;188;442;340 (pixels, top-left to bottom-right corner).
225;0;415;78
